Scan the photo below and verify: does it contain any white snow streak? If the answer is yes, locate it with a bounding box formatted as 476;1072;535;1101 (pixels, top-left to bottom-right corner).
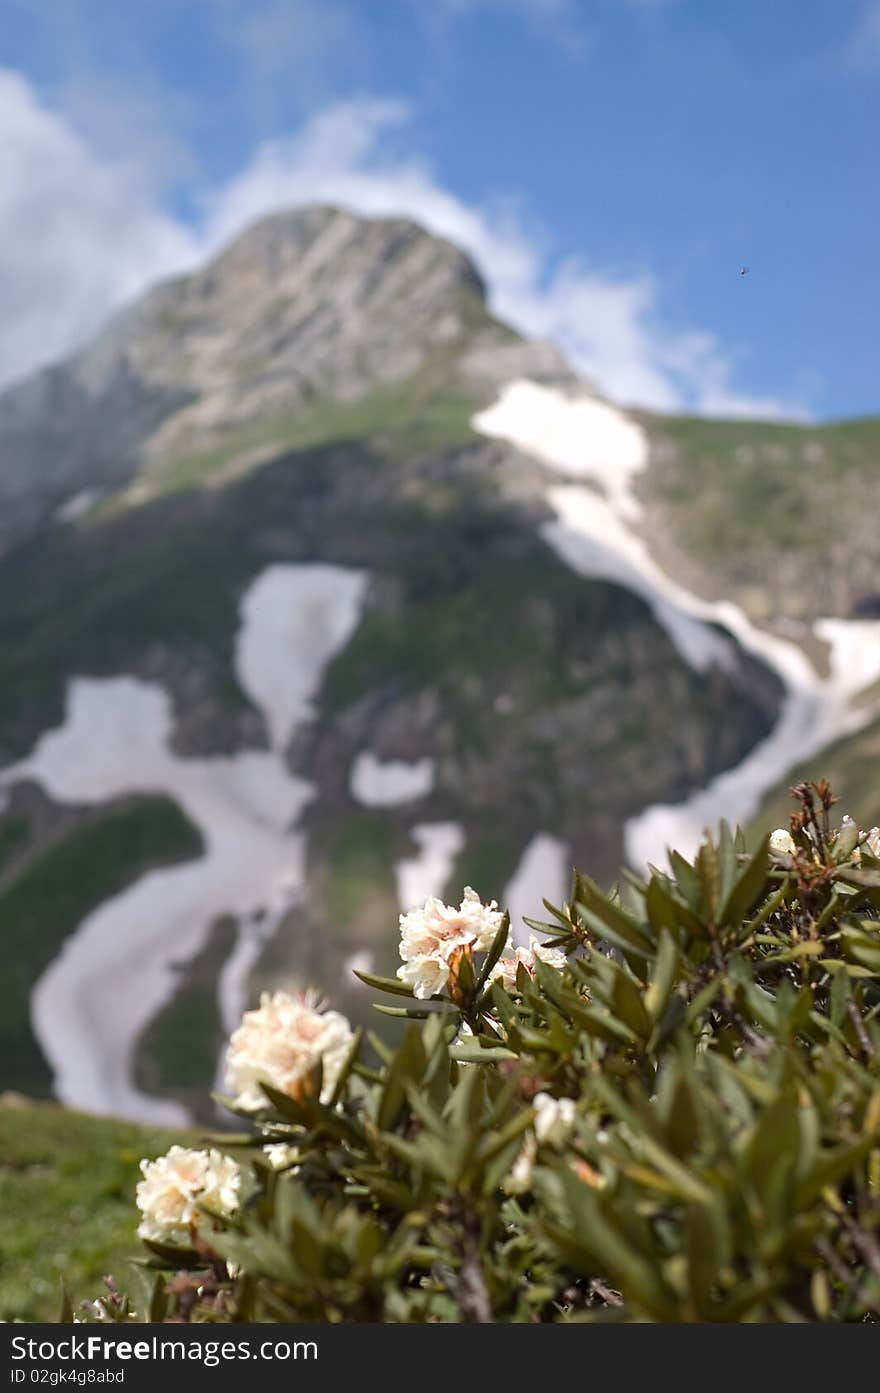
350;752;435;807
503;834;570;948
394;823;465;911
0;563;368;1123
473;379;880;870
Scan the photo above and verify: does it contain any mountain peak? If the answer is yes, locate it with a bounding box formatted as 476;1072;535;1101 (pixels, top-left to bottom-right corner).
91;203;492;418
0;204;566;549
200;203;487;307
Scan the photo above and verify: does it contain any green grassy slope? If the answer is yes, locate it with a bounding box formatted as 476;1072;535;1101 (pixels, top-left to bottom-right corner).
640;412;880;624
133;340;484;502
0;1098;193;1321
642;411;880;842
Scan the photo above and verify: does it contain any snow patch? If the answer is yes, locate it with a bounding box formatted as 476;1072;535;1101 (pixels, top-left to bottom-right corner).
343;948;375;980
395;822;464;911
503;834;570;948
542;485;735;673
235;563;367;752
816;618;880;698
0;563;367;1124
350;751;434;807
474;379;647;521
473;380;880;871
55;489;101;523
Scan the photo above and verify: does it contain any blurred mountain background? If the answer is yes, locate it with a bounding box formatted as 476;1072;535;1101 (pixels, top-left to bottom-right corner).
1;205;878;1128
2;0;879;1320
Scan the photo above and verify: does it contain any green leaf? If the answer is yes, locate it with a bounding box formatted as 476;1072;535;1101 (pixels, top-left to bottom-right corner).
742;1093;800;1202
139;1237;201;1269
259;1081;311;1125
148;1273;169;1323
353;969;416;998
796;1132;880;1206
576;908;653;965
840;923;880;972
373;1004;433;1019
327;1026;363;1108
669;850;703;910
475;911;512;993
720;833;771;928
644;929;680;1023
717;820;739;911
575;875;655;953
539;1170;678;1321
836;867;880;890
609;963;652;1040
58;1282;74;1324
686;1201;730;1317
697;839;721;921
378;1023;426;1131
449;1043;518;1063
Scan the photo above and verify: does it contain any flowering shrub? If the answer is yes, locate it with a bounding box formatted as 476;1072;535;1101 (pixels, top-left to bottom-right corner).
225;989;354;1109
75;783;880;1324
397;886;506;998
135;1147;241;1247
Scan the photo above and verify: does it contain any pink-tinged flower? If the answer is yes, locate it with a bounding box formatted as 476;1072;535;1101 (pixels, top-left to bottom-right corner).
225;990;353;1110
488;934;567;991
136;1146;240;1246
397;886;506;999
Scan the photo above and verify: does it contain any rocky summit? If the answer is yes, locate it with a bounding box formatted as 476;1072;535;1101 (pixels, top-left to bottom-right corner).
0;205;877;1124
0;206;566;550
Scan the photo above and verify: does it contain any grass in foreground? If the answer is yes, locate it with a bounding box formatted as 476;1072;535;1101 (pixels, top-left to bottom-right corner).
0;1098;194;1322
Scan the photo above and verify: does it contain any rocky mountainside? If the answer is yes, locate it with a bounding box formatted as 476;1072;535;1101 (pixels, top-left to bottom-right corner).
0;205;566;548
0;205;877;1125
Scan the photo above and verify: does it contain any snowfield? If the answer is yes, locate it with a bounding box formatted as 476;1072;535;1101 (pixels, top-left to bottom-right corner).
473;379;880;870
395;823;465;911
503;834;571;947
350;752;435;807
0;564;368;1124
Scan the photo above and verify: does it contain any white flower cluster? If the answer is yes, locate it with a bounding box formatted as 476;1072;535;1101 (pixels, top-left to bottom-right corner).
397;886;505;999
771;822;880;864
533;1092;577;1145
769;828;796;858
488;935;567;991
263;1143;301;1172
136;1146;241;1246
857;826;880;861
225;990;354;1110
504;1092;578;1196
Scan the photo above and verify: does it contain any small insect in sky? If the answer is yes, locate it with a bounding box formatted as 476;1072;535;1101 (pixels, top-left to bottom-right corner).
740;266;750;276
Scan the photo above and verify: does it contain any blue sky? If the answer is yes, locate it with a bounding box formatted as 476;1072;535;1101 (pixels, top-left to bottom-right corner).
2;0;878;418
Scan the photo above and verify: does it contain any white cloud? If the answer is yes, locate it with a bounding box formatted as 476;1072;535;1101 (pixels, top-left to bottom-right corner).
0;68;198;389
0;72;797;417
199;98;796;416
